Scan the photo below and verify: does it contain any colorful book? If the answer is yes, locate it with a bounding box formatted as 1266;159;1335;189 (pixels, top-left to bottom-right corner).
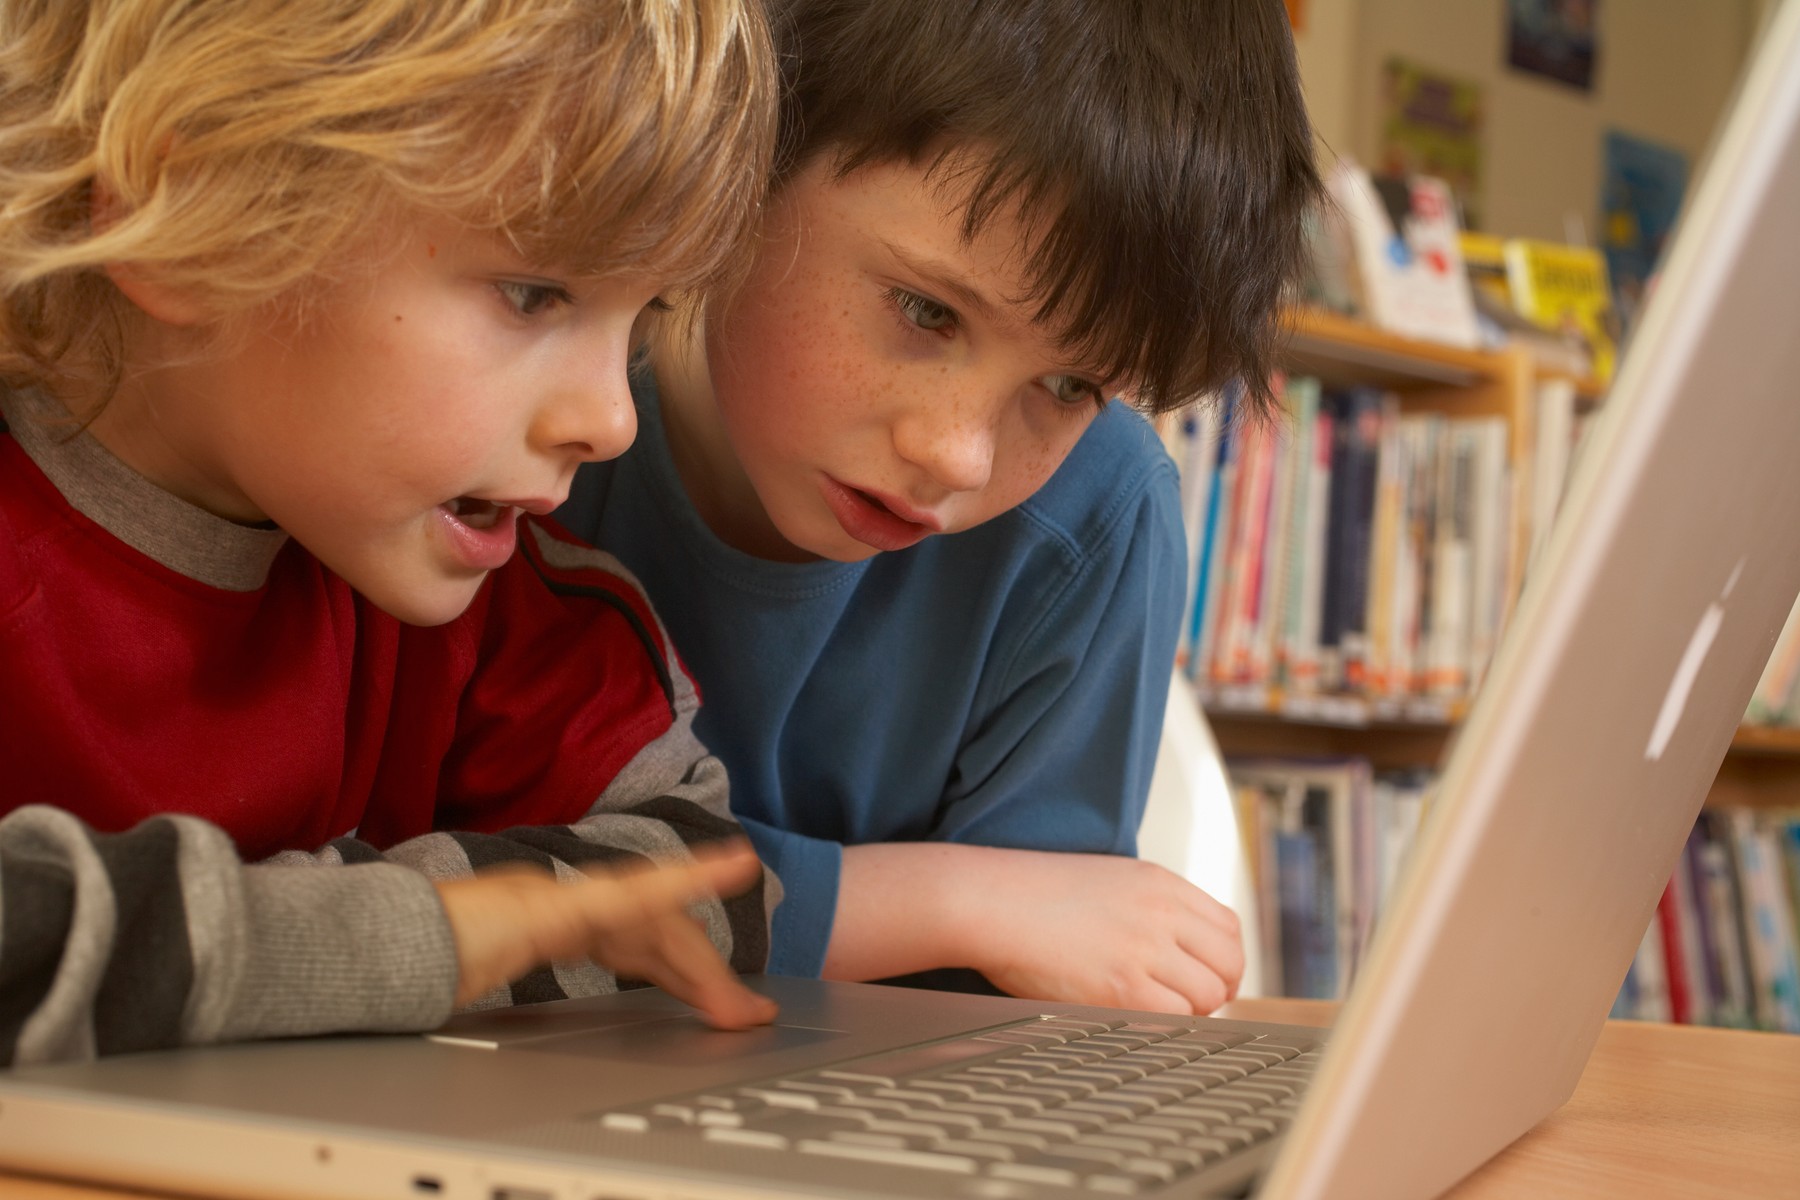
1504;238;1619;382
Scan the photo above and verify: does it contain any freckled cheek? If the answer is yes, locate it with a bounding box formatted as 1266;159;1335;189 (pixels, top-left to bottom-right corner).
997;429;1082;506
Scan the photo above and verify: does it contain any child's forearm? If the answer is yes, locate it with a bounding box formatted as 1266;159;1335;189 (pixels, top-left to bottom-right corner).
821;841;995;981
275;709;781;1006
0;805;457;1067
823;842;1245;1014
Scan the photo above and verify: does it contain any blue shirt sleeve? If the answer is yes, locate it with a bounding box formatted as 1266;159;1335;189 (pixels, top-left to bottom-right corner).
734;815;843;976
936;460;1187;856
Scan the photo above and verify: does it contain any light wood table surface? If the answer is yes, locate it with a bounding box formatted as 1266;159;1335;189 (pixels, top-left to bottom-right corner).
1217;997;1800;1200
5;997;1798;1199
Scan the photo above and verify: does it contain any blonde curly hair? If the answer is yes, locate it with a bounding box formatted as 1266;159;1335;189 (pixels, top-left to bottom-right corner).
0;0;775;397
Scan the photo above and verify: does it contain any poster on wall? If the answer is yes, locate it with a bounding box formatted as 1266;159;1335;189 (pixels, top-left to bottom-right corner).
1600;129;1688;331
1379;58;1485;230
1505;0;1599;92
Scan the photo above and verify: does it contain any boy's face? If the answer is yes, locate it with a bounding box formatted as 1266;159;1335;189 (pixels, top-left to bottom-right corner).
102;214;658;624
688;156;1117;562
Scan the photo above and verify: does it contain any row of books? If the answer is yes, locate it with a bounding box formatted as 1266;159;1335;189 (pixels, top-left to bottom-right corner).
1227;758;1435;1001
1171;379;1518;710
1612;807;1800;1032
1170;375;1795;732
1227;756;1800;1032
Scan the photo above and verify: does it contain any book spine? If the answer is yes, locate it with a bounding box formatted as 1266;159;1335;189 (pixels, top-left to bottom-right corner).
1277;378;1320;691
1336;390;1385;691
1173;406;1221;673
1190;391;1240;681
1655;881;1692;1024
1628;918;1673;1022
1667;839;1714;1026
1253;409;1301;688
1695;812;1757;1027
1364;401;1404;697
1290;409;1335;696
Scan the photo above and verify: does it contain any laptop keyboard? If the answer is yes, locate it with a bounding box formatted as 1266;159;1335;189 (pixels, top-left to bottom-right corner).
593;1016;1322;1195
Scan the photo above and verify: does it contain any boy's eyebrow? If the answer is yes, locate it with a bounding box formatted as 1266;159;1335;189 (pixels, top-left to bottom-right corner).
878;239;1005;327
879;238;1115;384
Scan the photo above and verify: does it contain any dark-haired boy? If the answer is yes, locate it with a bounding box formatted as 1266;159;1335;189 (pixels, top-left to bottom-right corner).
558;0;1322;1011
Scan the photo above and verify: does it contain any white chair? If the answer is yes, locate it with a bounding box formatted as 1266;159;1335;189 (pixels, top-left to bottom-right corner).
1138;670;1264;997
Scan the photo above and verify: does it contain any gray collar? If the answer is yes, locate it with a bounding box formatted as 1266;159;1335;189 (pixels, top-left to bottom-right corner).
2;387;289;592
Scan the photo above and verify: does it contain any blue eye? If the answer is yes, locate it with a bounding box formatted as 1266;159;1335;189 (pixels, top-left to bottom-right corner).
1042;374;1104;409
496;280;571;317
889;287;956;332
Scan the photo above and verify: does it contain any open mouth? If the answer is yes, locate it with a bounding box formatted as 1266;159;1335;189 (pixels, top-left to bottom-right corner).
820;477;935;553
851;487;911;523
443;497;512;529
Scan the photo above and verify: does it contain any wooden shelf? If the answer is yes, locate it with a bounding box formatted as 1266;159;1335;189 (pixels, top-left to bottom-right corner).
1204;699;1800;806
1283;306;1606;400
1728;724;1800;757
1281;307;1504;390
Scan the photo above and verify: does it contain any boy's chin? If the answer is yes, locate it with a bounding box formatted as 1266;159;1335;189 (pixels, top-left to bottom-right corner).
357;573;487;627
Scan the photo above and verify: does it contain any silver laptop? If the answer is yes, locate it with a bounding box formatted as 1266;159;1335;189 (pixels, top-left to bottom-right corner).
3;5;1798;1199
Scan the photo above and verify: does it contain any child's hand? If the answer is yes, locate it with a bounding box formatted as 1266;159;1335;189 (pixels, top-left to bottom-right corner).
433;840;777;1028
828;843;1243;1014
966;851;1244;1014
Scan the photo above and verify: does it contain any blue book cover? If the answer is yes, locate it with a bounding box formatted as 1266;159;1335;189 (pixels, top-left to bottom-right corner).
1275;825;1319;999
1185;383;1239;674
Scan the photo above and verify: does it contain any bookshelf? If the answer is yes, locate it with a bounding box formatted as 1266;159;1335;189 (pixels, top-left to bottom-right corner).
1194;307;1800;811
1175;308;1800;1031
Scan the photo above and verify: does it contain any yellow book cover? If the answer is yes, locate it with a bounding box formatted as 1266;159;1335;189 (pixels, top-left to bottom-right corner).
1503;238;1618;382
1458;231;1512;311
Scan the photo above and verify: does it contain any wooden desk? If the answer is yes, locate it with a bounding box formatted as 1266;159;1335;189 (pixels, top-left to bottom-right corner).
1217;997;1800;1200
5;999;1798;1200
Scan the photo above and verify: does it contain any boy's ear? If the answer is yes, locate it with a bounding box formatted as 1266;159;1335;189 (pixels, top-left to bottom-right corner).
103;260;210;328
91;176;210;327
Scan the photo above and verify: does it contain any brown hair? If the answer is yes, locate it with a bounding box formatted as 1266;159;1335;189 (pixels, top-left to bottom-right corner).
767;0;1321;417
0;0;775;398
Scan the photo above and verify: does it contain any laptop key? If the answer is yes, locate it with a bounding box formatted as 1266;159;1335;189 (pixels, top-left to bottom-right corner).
1205;1126;1260;1150
988;1162;1081;1187
904;1111;985;1135
1008;1114;1107;1138
1166;1030;1251;1050
1117;1022;1193;1039
1104;1123;1184;1146
1036;1019;1122;1036
702;1127;790;1150
817;1036;1016;1086
750;1113;877;1141
695;1109;744;1128
738;1087;819;1110
1075;1133;1159;1156
795;1140;978;1173
1180;1136;1237;1162
1119;1156;1183;1183
937;1138;1017;1162
1247;1035;1322;1055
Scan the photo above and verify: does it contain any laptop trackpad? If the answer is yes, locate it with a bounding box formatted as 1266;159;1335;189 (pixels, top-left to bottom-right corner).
511;1017;845;1067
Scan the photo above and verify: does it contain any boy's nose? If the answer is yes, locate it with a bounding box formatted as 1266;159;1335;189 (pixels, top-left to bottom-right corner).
540;364;638;465
893;397;996;495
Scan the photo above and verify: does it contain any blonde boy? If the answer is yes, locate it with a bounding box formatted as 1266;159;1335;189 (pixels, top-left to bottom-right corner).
0;0;778;1064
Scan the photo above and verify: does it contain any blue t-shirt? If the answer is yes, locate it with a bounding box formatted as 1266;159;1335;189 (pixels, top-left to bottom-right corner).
556;377;1185;976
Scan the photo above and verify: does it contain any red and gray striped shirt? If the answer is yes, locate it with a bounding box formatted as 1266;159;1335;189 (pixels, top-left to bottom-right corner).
0;387;777;1065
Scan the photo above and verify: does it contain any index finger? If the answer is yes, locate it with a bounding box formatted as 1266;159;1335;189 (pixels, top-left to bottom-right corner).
583;839;766;908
